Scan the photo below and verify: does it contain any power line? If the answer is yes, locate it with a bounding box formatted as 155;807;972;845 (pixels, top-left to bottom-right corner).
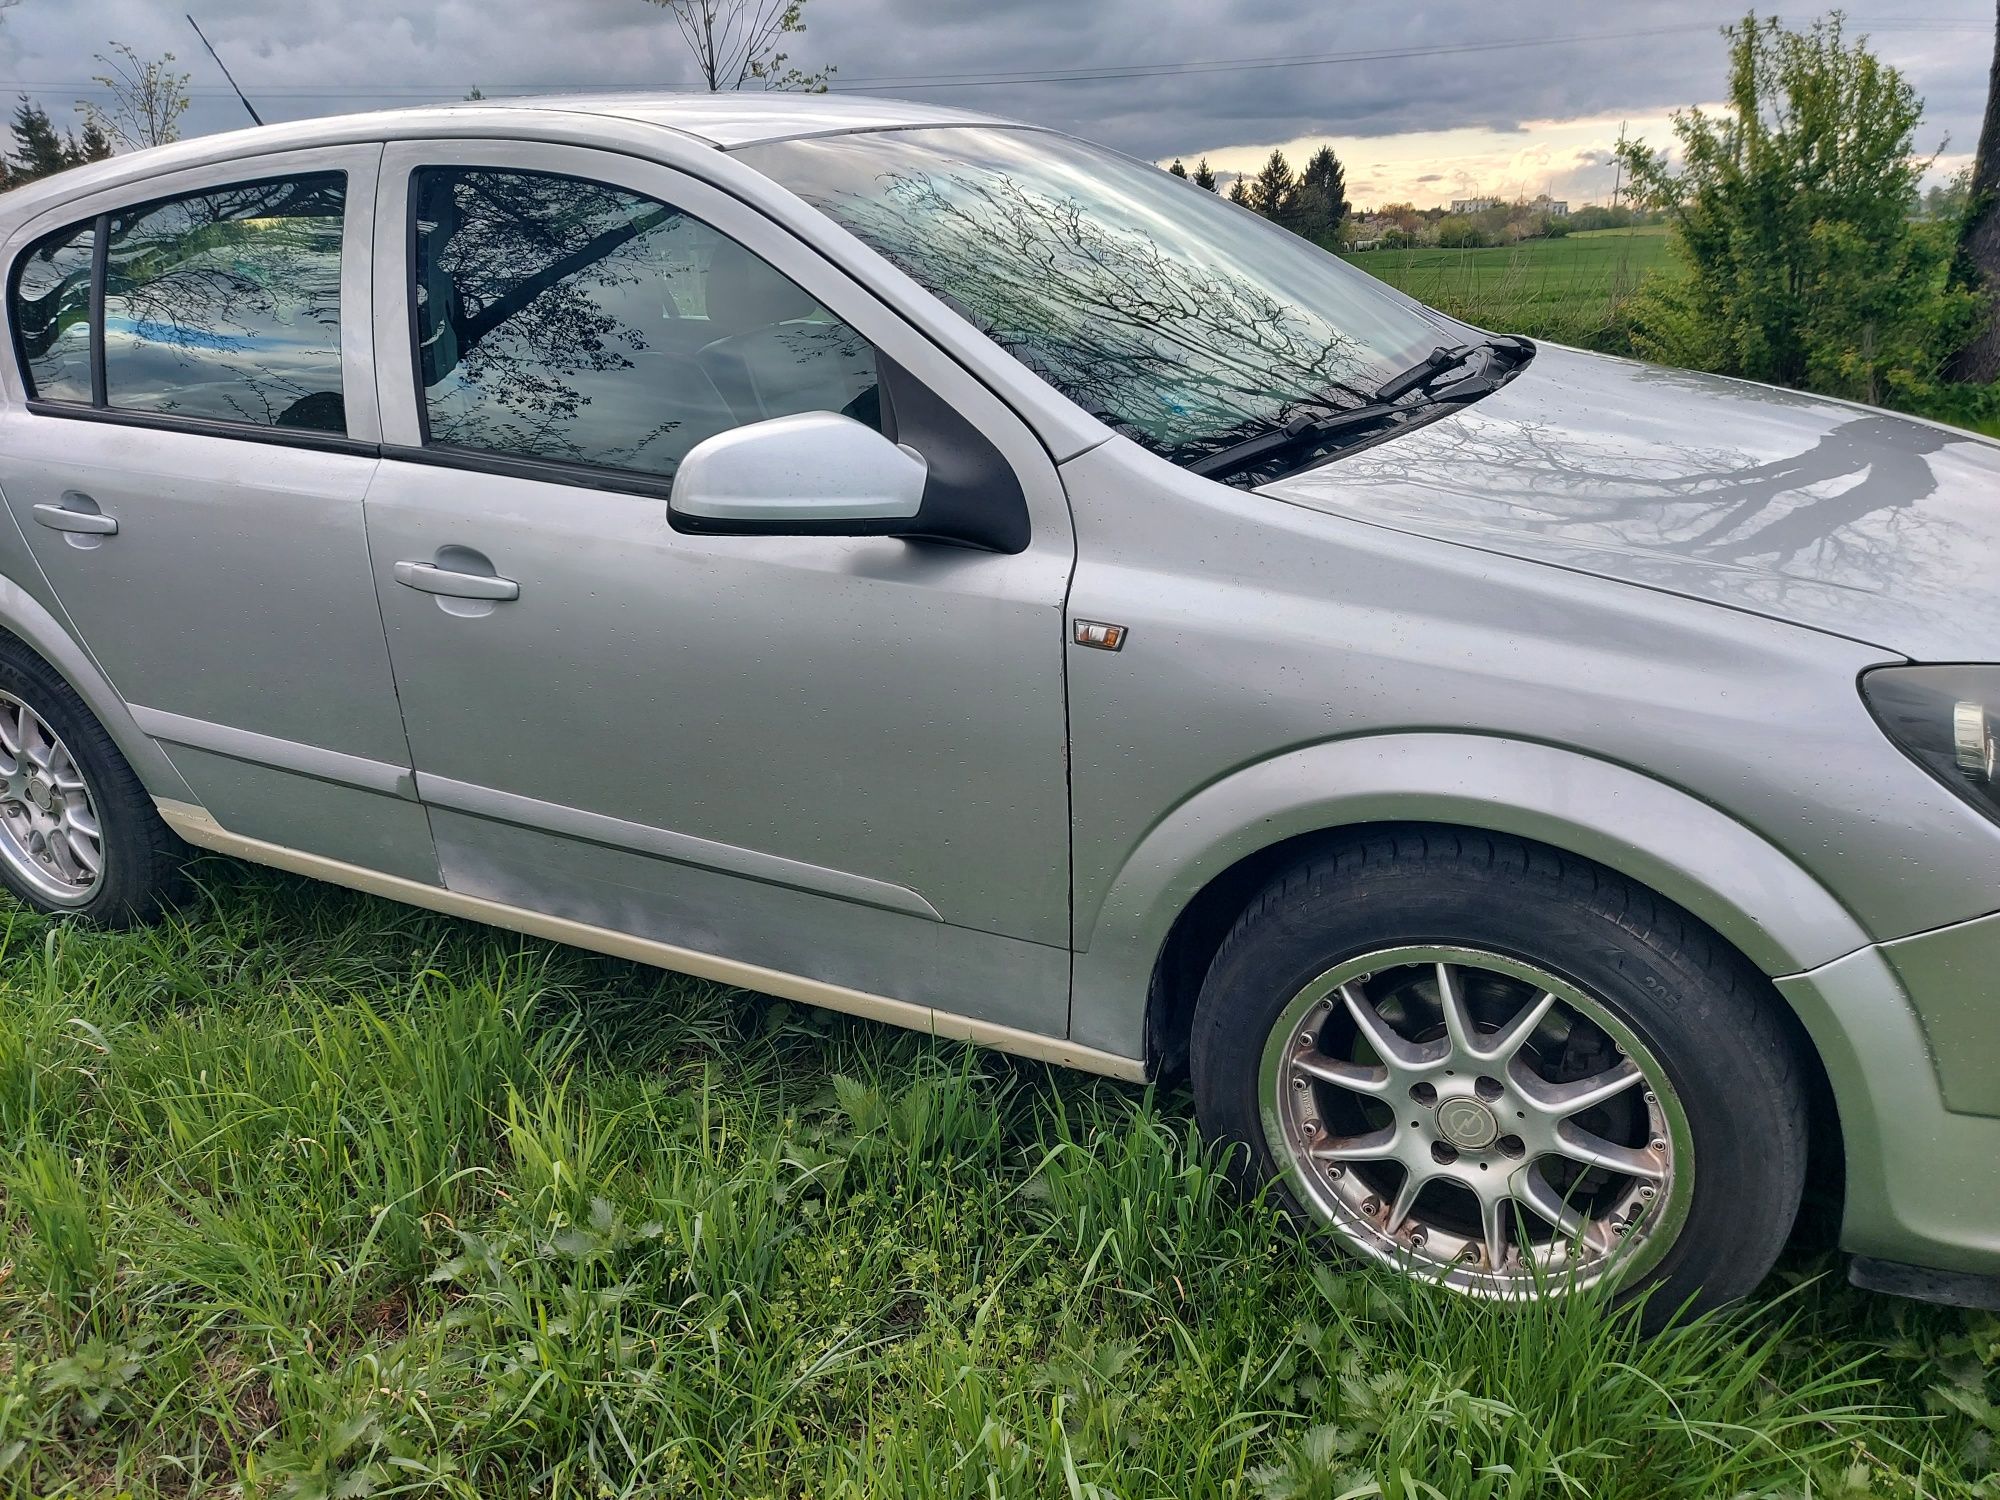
837;19;1987;91
3;14;1984;101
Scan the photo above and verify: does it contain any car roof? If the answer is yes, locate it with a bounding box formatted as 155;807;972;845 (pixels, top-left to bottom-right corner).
0;93;1024;225
453;91;1013;147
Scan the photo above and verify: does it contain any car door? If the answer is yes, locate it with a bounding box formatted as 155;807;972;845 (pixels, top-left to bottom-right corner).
363;140;1076;1037
0;145;436;881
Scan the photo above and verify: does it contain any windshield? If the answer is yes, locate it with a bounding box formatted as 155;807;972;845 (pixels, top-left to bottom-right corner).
736;127;1459;470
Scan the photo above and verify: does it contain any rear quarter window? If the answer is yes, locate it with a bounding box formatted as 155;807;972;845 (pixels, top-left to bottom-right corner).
9;217;97;404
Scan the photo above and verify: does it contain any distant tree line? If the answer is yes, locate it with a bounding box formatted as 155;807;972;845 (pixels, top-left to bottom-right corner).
1168;146;1350;247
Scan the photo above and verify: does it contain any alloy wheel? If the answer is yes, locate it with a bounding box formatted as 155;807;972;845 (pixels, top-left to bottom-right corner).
1258;945;1693;1297
0;690;104;906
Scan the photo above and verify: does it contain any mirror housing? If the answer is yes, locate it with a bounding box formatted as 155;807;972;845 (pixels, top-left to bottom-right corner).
669;412;927;534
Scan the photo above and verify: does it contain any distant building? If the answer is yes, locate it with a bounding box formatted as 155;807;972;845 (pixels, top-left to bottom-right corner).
1530;195;1571;217
1450;196;1502;214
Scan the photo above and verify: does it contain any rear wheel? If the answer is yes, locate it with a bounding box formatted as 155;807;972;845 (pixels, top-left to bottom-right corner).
0;638;182;924
1190;829;1808;1319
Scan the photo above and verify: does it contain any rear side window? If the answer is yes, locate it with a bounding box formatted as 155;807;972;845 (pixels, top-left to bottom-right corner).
411;166;880;480
103;174;347;432
7;171;347;435
10;218;96;404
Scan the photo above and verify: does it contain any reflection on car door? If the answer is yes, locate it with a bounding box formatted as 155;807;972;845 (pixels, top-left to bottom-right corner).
0;145;436;880
362;142;1076;1037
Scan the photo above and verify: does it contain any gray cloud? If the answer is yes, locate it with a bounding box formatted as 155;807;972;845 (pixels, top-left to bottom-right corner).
0;1;1987;182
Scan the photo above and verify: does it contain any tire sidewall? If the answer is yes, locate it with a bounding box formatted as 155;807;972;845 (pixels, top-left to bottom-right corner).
1191;841;1806;1316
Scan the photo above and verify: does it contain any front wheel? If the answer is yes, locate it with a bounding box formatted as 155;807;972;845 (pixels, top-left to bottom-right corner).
1190;829;1808;1319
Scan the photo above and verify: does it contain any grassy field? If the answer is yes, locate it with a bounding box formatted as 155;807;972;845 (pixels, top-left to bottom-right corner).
1341;228;1676;348
1;859;1997;1496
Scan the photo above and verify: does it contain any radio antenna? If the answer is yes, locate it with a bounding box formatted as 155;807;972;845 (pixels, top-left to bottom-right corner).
186;14;264;126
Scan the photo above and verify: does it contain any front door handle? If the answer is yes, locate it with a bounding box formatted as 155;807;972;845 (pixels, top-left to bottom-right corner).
393;560;520;601
32;501;118;536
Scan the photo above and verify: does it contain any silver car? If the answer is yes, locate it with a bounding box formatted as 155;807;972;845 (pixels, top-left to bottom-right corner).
2;94;1997;1318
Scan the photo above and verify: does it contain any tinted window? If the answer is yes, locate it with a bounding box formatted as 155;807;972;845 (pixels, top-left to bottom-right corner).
739;128;1456;469
11;218;96;404
102;174;346;432
413;167;879;479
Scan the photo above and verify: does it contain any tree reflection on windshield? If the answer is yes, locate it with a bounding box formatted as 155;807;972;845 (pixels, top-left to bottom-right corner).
741;128;1454;467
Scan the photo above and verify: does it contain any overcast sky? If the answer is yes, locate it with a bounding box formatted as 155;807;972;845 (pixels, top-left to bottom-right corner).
2;1;1990;207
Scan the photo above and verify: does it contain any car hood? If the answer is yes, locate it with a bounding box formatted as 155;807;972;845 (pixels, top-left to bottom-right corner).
1261;344;2000;660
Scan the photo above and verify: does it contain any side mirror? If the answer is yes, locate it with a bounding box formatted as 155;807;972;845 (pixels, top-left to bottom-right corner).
669;411;927;535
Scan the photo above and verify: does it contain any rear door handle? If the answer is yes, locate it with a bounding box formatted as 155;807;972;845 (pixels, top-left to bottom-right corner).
393;559;520;601
32;502;117;536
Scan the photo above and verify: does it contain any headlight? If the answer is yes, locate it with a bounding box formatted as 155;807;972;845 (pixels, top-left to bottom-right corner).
1861;664;2000;823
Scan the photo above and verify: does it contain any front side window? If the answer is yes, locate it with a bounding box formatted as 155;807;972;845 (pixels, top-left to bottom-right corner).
102;173;347;432
738;127;1459;469
10;218;96;404
412;166;880;480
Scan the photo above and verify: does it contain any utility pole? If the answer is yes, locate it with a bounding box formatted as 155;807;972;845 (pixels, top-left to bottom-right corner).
186;13;263;126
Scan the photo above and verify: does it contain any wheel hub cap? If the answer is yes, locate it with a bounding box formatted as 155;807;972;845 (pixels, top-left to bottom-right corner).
1435;1095;1499;1150
1259;945;1694;1299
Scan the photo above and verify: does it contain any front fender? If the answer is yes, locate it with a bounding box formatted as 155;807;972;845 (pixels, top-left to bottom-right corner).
1069;732;1873;1060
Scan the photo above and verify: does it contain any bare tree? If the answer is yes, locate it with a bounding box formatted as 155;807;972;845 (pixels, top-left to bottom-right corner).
78;43;191;152
1948;2;2000;382
649;0;831;92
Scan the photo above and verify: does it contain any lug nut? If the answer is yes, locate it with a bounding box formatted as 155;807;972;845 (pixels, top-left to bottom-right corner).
1410;1082;1437;1105
1430;1140;1459;1165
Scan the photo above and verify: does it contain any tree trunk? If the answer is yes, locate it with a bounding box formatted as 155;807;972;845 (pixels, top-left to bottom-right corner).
1947;1;2000;383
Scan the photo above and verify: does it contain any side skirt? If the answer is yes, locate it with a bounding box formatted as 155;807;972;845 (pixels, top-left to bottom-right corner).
156;798;1148;1083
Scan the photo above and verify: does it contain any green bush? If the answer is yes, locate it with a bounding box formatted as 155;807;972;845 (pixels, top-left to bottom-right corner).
1617;11;1979;411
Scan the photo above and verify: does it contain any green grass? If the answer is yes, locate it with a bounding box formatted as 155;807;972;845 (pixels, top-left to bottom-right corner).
1342;231;1677;349
1;859;1996;1496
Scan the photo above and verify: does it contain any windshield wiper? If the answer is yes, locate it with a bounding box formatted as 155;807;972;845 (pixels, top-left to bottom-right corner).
1187;335;1534;484
1372;335;1532;404
1188;401;1406;480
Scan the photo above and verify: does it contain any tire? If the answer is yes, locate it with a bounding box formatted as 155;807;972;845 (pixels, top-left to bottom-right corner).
0;635;183;925
1190;826;1808;1322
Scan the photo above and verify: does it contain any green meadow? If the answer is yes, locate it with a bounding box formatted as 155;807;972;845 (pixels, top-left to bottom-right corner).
1;863;1995;1496
1343;227;1676;348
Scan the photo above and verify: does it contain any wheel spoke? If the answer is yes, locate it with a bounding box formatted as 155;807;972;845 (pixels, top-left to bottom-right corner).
1436;962;1478;1056
66;827;101;875
1340;982;1427;1070
1514;1163;1616;1255
1553;1121;1664;1181
1511;1056;1645;1118
1480;1191;1512;1271
1307;1125;1402;1163
1292;1049;1390;1096
22;708;52;770
1387;1167;1431;1231
1473;990;1559;1065
63;804;100;841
